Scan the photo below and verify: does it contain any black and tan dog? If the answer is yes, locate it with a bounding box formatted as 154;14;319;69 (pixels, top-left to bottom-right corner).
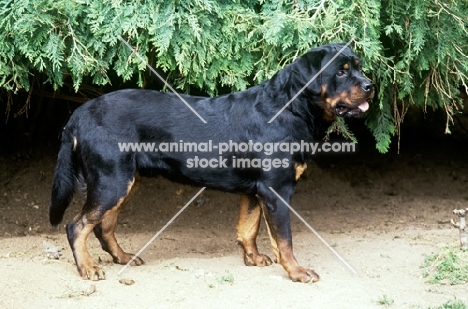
50;43;373;282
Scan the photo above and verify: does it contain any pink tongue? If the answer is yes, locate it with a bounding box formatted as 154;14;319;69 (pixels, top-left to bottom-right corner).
358;101;369;112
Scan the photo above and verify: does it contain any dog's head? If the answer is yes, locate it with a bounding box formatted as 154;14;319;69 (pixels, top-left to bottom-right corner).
295;43;374;122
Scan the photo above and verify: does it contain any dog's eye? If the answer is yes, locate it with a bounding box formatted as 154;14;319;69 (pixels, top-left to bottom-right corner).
336;70;347;77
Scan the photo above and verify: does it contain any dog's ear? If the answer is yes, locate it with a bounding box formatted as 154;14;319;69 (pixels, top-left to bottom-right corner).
294;44;351;95
293;46;329;95
304;47;327;72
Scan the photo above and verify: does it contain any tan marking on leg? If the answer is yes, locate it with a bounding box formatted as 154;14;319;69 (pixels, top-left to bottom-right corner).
70;177;142;280
69;215;104;280
259;200;280;263
294;163;307;181
95;177;144;265
276;238;319;283
260;198;319;283
236;195;272;266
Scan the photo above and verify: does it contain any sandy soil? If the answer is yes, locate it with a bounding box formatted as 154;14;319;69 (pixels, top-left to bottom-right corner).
1;136;468;309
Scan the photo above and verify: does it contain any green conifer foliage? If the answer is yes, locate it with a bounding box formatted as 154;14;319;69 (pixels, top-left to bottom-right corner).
0;1;467;152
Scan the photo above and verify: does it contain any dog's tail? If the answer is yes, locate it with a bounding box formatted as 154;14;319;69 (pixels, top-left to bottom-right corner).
49;128;79;227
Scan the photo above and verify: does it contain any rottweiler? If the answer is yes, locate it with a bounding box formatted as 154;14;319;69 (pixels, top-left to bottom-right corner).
49;43;373;282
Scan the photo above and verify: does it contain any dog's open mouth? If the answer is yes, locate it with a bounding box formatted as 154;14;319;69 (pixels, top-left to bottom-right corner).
335;101;370;117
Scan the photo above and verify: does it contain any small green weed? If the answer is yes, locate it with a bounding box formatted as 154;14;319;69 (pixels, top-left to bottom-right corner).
427;299;467;309
205;270;234;288
217;270;234;285
377;294;394;306
421;246;468;285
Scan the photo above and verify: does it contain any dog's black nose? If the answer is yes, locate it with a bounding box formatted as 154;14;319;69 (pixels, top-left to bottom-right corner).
361;81;373;92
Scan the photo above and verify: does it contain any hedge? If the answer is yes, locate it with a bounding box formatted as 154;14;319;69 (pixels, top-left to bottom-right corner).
0;0;467;152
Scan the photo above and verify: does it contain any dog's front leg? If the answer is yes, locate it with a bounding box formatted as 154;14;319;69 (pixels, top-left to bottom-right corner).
257;184;319;283
236;194;273;266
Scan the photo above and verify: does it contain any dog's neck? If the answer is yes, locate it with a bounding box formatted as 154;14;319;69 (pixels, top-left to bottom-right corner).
261;68;332;139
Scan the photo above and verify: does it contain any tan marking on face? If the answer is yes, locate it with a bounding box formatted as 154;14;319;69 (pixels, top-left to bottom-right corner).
320;84;372;121
343;63;349;70
320;84;328;98
349;85;370;102
354;58;360;67
320;91;351;121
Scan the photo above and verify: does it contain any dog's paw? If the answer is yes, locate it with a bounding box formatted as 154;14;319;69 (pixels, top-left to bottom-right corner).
113;252;145;266
78;263;106;281
289;267;319;283
244;253;273;267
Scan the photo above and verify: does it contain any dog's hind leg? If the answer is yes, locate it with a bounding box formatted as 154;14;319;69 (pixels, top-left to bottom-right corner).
93;175;144;266
236;194;273;266
66;213;103;280
67;175;139;280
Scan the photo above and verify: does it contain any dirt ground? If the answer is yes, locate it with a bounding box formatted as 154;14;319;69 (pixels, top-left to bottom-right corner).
1;131;468;309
